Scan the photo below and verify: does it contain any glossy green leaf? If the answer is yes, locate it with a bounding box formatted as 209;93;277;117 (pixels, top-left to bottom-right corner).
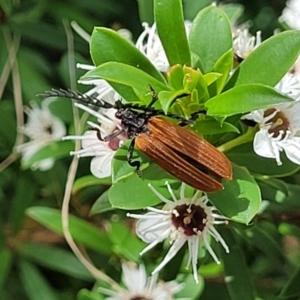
136;0;154;24
26;207;113;254
112;141;151;184
209;164;261;224
154;0;191;66
191;119;240;135
217;227;255;300
206;84;292;116
189;6;232;73
82;62;171;104
175;274;204;299
226;30;300;89
22;140;74;169
90;190;113;215
107;221;145;262
158;89;190;115
279;266;300;298
183;0;212;20
90;27;164;83
221;3;244;24
213;48;233;94
18;243;94;280
168;64;185;90
227;143;300;176
72;175;111;194
109;162;181;209
19;260;58;300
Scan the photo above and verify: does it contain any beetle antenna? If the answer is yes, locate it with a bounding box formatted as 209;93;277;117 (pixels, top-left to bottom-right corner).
39;89;115;109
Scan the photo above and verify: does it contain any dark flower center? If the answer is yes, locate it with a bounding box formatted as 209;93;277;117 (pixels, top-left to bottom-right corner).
264;108;290;139
45;125;53;135
131;297;152;300
171;204;207;236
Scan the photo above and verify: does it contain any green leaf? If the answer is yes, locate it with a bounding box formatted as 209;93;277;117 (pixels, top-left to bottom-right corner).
175;274;204;299
82;62;171;103
217;227;255;300
72;175;111;194
0;248;12;289
77;289;104;300
209;164;261;224
221;3;244;24
112;141;151;184
136;0;154;24
19;260;59;300
154;0;191;66
244;226;285;266
167;64;185;89
191;119;240;135
226;30;300;89
206;84;292;116
22;140;74;169
183;0;212;20
109;163;181;209
46;97;74;123
227;143;300;176
212;48;233;94
189;6;232;73
26;207;113;255
18;243;94;281
279;266;300;299
9;175;37;232
258;177;288;206
107;221;145;262
90;190;113;215
90;27;164;83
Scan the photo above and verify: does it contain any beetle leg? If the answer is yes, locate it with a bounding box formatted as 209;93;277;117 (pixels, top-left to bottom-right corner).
127;138;142;176
147;85;159;108
88;126;104;141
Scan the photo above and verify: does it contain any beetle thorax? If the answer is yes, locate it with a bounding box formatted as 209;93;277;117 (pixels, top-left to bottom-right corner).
115;108;152;138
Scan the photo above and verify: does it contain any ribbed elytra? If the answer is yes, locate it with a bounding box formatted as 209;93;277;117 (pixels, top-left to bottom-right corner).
135;117;232;192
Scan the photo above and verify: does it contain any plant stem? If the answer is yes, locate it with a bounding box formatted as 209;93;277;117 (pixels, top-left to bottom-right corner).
217;126;257;152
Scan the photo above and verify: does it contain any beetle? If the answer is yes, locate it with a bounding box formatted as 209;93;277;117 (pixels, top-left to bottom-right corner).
42;87;232;192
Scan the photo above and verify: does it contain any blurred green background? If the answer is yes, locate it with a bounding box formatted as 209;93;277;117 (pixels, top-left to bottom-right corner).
0;0;297;299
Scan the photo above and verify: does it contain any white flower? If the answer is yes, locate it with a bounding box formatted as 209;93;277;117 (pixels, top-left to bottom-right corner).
135;21;192;72
100;262;184;300
242;73;300;165
233;28;262;60
63;103;127;178
127;182;229;283
279;0;300;30
15;100;66;171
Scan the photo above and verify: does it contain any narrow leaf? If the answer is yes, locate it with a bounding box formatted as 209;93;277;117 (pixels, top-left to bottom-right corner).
26;207;113;255
206;84;292;116
218;227;255;300
19;260;58;300
154;0;191;66
189;6;232;73
90;27;164;83
18;243;94;281
82;62;171;103
226;30;300;89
